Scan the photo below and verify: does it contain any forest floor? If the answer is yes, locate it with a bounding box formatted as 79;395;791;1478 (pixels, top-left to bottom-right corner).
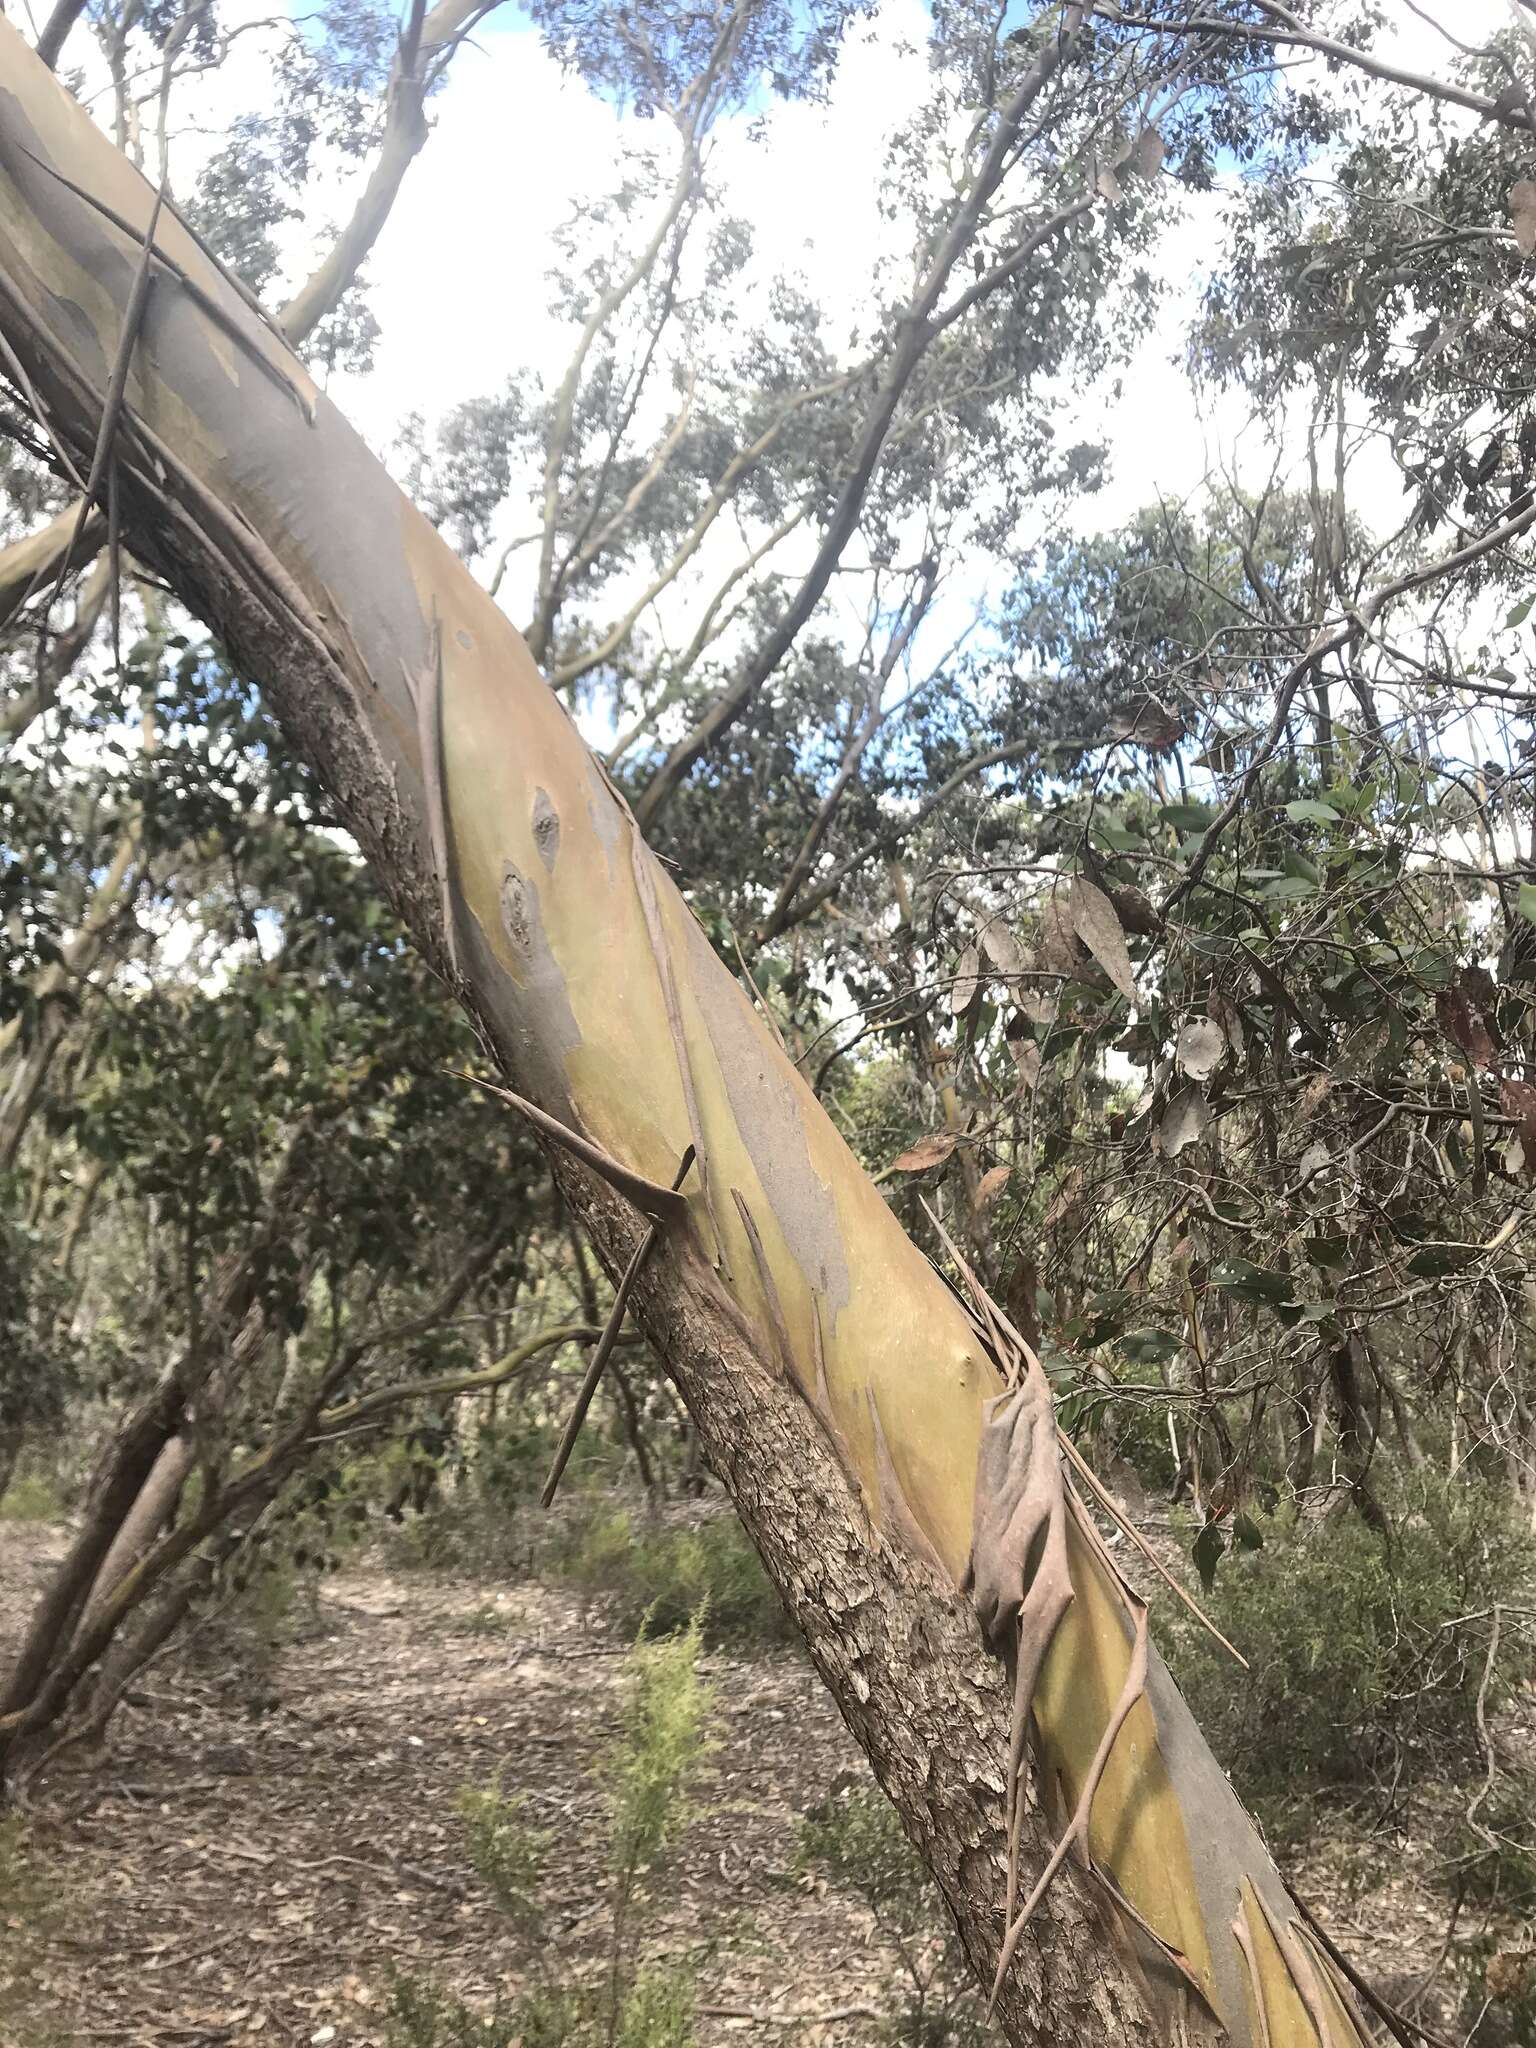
0;1516;1510;2048
0;1521;930;2048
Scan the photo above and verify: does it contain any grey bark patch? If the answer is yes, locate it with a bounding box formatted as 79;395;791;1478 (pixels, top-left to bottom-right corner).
531;788;560;873
47;290;109;383
1136;1642;1281;2047
455;627;472;650
581;759;622;882
501;861;534;955
475;859;581;1087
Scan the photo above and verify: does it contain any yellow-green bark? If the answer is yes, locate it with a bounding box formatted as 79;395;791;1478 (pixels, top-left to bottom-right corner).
0;28;1378;2045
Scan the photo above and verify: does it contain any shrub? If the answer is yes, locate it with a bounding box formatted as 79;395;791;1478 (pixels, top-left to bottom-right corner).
797;1788;993;2046
384;1974;523;2048
450;1603;513;1638
375;1415;627;1576
392;1617;714;2048
455;1775;547;1950
1448;1765;1536;1919
555;1507;792;1646
0;1469;63;1522
606;1622;713;1878
1164;1475;1536;1830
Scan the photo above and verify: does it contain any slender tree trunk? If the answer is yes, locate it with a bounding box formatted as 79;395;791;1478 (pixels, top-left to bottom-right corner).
0;41;1375;2044
72;1434;193;1645
0;1130;313;1772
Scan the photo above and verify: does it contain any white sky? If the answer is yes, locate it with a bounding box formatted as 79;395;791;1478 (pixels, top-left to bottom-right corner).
15;0;1521;978
32;0;1528;736
299;0;1511;536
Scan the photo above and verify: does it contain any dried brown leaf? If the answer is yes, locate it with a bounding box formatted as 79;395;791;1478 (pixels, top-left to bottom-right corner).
949;943;982;1015
1512;177;1536;258
1437;980;1497;1069
890;1130;956;1173
1038;892;1081;978
980;917;1027;977
1158;1084;1207;1158
1069;876;1137;1004
1130;126;1164;179
1175;1017;1225;1082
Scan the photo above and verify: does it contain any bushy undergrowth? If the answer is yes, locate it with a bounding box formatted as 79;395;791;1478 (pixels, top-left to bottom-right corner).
1165;1475;1536;1832
552;1507;792;1647
387;1620;711;2048
0;1468;63;1522
797;1788;993;2046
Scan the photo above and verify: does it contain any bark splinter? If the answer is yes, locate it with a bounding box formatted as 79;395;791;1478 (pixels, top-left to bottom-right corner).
540;1143;697;1508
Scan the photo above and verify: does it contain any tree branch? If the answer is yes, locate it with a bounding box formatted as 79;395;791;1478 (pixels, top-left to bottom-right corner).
277;0;495;346
633;4;1090;831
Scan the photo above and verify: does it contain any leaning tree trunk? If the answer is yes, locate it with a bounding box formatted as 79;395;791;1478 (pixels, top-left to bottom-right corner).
0;33;1375;2047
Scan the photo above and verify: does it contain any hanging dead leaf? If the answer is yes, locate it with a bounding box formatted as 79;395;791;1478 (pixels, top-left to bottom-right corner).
1297;1073;1332;1119
1038;891;1082;978
1175;1017;1225;1081
1500;1076;1536;1174
1105;696;1183;750
890;1130;957;1173
1003;1251;1041;1349
973;1165;1012;1214
1158;1085;1208;1158
1043;1166;1085;1230
1210;992;1245;1061
1512;178;1536;259
1069;876;1137;1004
949;944;982;1015
1129;126;1164;179
1096;163;1124;206
1437;979;1498;1069
1488;1952;1530;2003
980;918;1028;978
1297;1139;1331;1187
1106;877;1162;936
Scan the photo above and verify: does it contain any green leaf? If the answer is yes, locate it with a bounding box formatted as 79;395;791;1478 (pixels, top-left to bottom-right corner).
1091;817;1147;853
1284;799;1342;825
1518;883;1536;926
1231;1512;1264;1553
1193;1522;1226;1593
1120;1328;1183;1365
1210;1257;1296;1307
1161;801;1216;833
1505;595;1534;629
1306;1235;1351;1271
1275;1299;1337;1331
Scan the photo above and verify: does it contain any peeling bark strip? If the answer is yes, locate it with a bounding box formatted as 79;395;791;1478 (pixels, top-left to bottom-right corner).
0;32;1372;2045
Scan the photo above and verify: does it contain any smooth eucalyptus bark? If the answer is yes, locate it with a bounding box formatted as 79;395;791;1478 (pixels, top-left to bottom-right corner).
0;34;1375;2046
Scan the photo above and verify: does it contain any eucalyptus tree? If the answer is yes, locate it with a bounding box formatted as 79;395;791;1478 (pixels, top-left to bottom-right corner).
0;7;1425;2044
403;0;1280;854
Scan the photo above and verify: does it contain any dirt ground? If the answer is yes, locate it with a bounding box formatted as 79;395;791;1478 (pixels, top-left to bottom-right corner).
0;1518;1519;2047
0;1522;929;2048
